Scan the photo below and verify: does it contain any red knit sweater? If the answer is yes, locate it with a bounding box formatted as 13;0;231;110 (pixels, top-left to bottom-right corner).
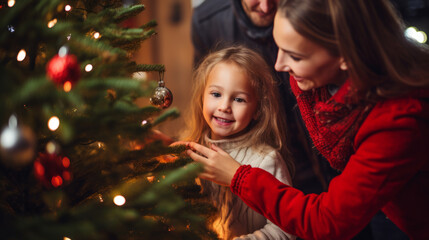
231;93;429;239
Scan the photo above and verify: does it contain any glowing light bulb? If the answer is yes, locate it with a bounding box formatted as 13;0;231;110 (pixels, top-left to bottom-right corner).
147;176;155;182
46;141;58;154
63;81;72;92
65;5;72;11
48;19;57;28
64;237;71;240
93;32;101;39
58;46;68;57
141;120;148;125
48;116;60;131
8;0;15;7
85;64;93;72
113;195;126;206
405;26;428;44
17;49;26;61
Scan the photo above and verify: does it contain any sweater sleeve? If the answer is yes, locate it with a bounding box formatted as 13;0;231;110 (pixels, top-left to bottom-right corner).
235;150;295;240
231;99;428;239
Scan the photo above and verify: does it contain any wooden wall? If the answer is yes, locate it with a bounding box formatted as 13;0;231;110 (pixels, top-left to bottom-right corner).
132;0;194;138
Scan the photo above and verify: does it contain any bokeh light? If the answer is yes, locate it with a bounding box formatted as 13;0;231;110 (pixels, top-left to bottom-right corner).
113;195;126;206
17;49;26;61
48;116;60;131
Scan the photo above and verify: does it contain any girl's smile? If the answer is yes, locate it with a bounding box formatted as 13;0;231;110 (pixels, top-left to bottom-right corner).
202;62;258;140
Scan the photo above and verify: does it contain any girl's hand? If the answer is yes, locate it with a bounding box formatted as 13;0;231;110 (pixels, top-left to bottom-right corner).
186;142;241;186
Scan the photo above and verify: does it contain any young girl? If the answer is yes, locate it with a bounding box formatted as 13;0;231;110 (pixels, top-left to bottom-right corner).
182;46;295;240
186;0;429;239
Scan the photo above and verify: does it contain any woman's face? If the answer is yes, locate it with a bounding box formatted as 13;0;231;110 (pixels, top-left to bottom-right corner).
273;13;347;91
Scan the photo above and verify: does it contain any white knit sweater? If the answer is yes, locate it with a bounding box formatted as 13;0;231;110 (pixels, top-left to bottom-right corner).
200;132;295;240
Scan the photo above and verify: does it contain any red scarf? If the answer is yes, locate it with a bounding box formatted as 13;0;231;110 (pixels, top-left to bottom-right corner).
290;77;373;170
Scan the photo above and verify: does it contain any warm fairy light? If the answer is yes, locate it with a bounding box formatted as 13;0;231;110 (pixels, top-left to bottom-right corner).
85;64;93;72
46;141;58;154
17;49;26;61
65;5;72;11
141;120;148;125
64;237;71;240
48;19;57;28
8;0;15;7
147;176;155;182
93;32;101;39
98;194;104;202
405;26;427;44
67;34;72;40
48;116;60;131
63;81;72;92
113;195;126;206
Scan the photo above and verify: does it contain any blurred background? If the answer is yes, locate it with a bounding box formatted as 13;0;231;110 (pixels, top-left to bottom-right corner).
131;0;429;138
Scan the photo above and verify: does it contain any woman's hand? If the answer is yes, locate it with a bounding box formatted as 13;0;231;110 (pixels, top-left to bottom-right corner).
186;142;241;186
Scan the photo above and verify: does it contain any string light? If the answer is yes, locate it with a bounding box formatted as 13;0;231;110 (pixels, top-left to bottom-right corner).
113;195;126;206
405;26;427;44
64;237;71;240
93;32;101;39
48;19;57;28
85;64;93;72
17;49;26;61
147;176;155;182
8;0;15;7
65;5;72;11
48;116;60;131
141;120;148;125
46;141;58;154
63;81;72;92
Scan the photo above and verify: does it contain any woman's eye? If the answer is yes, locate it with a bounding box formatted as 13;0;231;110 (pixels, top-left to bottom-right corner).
211;92;221;97
290;55;301;61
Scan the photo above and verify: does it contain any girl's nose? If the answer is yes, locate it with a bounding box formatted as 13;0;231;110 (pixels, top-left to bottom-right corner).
218;99;231;113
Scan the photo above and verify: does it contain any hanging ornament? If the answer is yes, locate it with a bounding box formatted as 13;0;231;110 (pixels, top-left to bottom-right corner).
0;115;36;168
33;152;72;188
46;46;80;88
150;71;173;109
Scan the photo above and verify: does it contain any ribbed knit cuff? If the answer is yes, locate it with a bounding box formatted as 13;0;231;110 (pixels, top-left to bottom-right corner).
230;165;252;195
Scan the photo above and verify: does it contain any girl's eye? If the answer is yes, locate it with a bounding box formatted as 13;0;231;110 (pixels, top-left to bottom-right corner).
234;98;246;103
210;92;221;97
290;55;301;61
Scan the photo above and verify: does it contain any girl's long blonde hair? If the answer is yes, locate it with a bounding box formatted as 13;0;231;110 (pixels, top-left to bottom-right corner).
182;46;288;153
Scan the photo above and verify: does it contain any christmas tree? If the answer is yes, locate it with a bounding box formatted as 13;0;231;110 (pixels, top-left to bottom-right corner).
0;0;216;239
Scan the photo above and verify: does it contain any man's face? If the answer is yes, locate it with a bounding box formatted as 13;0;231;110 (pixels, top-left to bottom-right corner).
241;0;278;27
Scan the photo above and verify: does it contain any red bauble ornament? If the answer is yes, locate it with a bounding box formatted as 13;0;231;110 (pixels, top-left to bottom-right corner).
33;152;72;188
46;54;81;86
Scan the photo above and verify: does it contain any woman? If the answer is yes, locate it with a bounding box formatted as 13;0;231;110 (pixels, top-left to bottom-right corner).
186;0;429;239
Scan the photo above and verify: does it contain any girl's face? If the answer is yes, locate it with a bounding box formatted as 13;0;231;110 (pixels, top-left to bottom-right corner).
273;13;347;91
203;62;258;140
